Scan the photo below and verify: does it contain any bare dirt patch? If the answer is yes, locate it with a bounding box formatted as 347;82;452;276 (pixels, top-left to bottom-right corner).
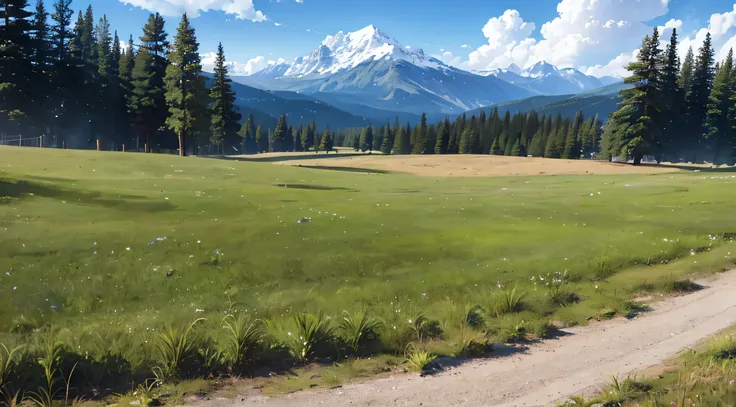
236;154;682;177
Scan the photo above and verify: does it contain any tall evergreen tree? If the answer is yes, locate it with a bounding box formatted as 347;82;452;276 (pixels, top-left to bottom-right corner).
164;13;207;156
319;125;333;152
31;0;51;69
255;124;268;153
607;29;664;164
562;110;584;159
239;113;257;154
434;119;449;154
393;120;411;154
0;0;34;123
412;112;428;154
380;119;393;154
360;125;374;152
490;136;502;155
510;139;526;157
705;48;733;164
271;114;289;152
96;15;113;77
300;123;312;151
208;43;241;153
50;0;73;61
687;33;715;162
679;47;695;96
659;28;683;161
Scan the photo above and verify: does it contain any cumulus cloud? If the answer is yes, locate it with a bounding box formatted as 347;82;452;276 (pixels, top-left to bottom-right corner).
433;51;462;66
588;4;736;77
202;53;278;75
120;0;266;21
467;0;671;74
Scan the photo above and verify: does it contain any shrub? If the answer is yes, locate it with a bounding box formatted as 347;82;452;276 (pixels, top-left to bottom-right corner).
407;312;443;343
338;311;383;354
0;343;23;403
487;286;525;317
221;314;264;373
154;318;205;382
270;312;336;362
405;344;436;373
28;341;65;407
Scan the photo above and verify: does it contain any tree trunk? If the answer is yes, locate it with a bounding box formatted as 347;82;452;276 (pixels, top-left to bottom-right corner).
179;130;186;157
632;154;642;166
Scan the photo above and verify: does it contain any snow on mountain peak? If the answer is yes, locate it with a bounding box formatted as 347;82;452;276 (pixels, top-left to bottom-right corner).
523;61;559;78
506;63;522;74
267;25;441;78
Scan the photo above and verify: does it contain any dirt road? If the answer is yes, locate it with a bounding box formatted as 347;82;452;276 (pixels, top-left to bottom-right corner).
199;270;736;407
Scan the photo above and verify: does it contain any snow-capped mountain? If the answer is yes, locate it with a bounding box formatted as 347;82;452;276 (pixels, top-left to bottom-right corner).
241;25;533;114
474;61;622;95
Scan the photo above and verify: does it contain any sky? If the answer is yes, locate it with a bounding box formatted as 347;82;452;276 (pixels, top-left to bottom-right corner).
77;0;736;77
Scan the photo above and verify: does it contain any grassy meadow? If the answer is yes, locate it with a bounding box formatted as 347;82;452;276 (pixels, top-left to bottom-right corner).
1;146;736;400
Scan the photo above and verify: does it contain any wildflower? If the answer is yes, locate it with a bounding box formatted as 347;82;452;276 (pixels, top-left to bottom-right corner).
126;247;131;251
408;319;413;324
197;240;201;244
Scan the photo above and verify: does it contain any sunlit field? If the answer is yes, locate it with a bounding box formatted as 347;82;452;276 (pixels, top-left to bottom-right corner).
1;146;736;397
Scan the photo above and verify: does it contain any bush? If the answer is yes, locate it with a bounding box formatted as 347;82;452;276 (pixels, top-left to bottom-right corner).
487;286;525;317
405;344;436;373
221;314;264;373
338;311;383;355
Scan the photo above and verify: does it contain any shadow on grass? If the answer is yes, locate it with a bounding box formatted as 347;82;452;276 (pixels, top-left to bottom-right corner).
642;163;736;173
218;152;370;163
0;179;175;212
273;183;356;191
295;165;390;175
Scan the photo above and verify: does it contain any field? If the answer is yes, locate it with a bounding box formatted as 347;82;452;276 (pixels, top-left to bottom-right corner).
2;146;736;401
235;151;684;177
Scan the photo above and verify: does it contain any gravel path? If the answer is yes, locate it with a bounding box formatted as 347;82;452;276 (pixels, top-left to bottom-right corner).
197;270;736;407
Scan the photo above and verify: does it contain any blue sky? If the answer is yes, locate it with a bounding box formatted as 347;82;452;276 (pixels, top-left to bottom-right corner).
75;0;736;76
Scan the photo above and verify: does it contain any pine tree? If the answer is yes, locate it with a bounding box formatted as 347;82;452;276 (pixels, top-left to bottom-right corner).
434;119;449;154
300;123;312;151
271;114;289;152
660;28;683;161
319;125;333;152
705;48;733;164
208;43;241;153
490;136;502;155
381;119;393;154
510;139;526;156
164;13;207;156
255;124;268;153
133;13;168;149
679;47;695;96
607;29;664;164
50;0;73;61
31;0;51;69
562;110;584;159
393;121;410;154
352;133;360;151
239;113;257;154
412;113;428;154
360;125;373;152
293;125;303;151
687;33;715;162
0;0;34;123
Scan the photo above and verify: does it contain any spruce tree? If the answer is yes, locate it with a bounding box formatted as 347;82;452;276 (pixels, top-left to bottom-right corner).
319;125;333;153
96;15;113;77
209;43;241;153
393;121;410;154
679;47;695;96
134;13;168;148
0;0;34;123
562;110;584;159
687;33;715;162
490;137;502;155
510;139;526;156
255;124;267;153
31;0;51;69
434;119;449;154
50;0;73;61
271;114;289;152
660;28;683;161
360;125;373;152
164;13;207;156
607;29;664;164
705;48;733;164
239;113;257;154
300;123;312;151
352;133;360;151
412;113;428;154
458;127;471;154
381;119;393;154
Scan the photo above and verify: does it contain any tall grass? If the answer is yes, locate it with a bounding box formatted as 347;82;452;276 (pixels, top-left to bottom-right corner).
338;311;383;354
0;343;22;405
155;318;205;382
221;314;264;373
28;341;64;407
405;344;436;373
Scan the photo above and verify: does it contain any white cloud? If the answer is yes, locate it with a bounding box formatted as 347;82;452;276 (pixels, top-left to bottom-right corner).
466;0;671;73
120;0;266;22
433;51;462;66
202;53;276;75
589;4;736;77
295;0;303;2
461;44;469;48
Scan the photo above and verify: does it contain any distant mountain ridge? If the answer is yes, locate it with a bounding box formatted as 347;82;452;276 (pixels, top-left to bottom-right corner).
473;61;622;95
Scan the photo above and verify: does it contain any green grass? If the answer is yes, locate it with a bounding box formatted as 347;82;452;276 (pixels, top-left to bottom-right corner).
1;147;736;399
559;326;736;407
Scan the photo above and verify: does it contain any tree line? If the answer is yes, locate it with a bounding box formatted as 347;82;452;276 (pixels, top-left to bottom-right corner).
336;109;602;159
603;28;734;165
0;0;340;155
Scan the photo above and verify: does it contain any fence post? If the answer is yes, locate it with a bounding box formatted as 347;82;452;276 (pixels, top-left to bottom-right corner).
39;135;43;148
122;144;125;152
96;139;100;151
145;143;148;153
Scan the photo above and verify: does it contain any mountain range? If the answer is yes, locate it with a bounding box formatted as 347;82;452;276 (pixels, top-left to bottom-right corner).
224;25;624;129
